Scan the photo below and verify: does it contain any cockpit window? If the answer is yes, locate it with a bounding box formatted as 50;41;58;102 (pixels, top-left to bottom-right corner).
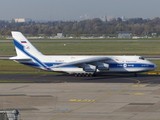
139;56;145;60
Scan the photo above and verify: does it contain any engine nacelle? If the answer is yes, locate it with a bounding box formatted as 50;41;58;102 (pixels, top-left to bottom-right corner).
83;64;96;72
97;63;109;71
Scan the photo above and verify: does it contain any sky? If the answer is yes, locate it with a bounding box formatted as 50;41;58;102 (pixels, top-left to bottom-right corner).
0;0;160;21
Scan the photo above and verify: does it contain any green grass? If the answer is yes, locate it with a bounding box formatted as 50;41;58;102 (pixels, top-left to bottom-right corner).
23;37;160;40
0;41;160;56
0;81;34;83
31;41;160;56
0;60;63;74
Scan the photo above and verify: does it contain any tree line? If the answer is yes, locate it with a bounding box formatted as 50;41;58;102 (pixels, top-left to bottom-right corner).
1;17;160;37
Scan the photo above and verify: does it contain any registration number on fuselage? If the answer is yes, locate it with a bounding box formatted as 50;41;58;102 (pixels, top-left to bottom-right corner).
55;60;64;62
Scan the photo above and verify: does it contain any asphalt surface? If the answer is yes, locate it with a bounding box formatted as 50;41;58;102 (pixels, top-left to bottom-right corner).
0;74;160;120
0;73;160;84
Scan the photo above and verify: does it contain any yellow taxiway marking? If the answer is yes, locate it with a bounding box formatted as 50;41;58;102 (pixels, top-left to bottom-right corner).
132;85;146;87
50;93;111;120
130;93;144;95
50;78;141;120
148;73;156;75
148;73;160;75
69;99;95;102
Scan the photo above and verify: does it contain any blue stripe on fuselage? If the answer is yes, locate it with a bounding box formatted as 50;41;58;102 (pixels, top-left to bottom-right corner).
45;63;76;68
44;63;154;68
109;63;154;68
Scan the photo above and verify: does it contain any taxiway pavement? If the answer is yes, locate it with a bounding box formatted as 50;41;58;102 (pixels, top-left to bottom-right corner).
0;74;160;120
0;73;159;83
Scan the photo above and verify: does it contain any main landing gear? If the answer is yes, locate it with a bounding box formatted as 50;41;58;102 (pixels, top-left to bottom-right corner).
134;73;137;77
74;73;95;77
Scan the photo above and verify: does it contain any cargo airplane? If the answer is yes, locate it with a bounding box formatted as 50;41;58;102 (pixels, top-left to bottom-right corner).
10;31;157;77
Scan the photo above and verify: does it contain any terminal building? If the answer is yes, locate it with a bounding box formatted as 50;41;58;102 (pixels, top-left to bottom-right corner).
118;31;131;38
13;18;32;23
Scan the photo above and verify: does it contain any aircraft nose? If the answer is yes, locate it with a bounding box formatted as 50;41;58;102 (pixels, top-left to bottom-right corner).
154;64;157;70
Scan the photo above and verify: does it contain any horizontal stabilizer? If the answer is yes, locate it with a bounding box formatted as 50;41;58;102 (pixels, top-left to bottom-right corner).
9;56;32;61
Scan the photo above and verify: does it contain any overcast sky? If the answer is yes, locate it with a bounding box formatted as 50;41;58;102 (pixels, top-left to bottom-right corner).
0;0;160;21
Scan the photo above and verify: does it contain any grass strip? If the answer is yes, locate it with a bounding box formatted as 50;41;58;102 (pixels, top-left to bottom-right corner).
0;71;63;74
0;41;160;56
0;81;34;83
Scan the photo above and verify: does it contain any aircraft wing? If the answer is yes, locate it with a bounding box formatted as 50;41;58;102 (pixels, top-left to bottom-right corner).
52;56;110;68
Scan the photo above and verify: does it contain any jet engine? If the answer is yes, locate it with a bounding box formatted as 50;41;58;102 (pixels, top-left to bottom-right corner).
97;63;109;71
82;64;96;72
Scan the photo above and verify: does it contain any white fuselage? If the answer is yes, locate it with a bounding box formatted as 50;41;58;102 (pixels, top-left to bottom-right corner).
18;55;157;74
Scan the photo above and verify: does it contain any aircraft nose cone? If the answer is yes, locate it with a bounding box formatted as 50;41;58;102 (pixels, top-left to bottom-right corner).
154;64;157;69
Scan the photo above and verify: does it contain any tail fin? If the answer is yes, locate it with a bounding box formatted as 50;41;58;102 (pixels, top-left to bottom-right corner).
10;31;51;70
11;31;43;58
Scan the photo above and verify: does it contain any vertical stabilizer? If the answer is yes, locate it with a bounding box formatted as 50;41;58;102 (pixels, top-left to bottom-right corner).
11;31;43;58
10;31;50;70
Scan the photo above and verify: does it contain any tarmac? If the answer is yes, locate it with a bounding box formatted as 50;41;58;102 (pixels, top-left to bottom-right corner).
0;74;160;120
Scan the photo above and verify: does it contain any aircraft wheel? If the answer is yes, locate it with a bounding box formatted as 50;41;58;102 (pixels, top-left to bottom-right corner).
85;73;89;77
81;73;85;77
134;73;137;77
88;73;93;77
74;73;78;77
77;73;81;77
